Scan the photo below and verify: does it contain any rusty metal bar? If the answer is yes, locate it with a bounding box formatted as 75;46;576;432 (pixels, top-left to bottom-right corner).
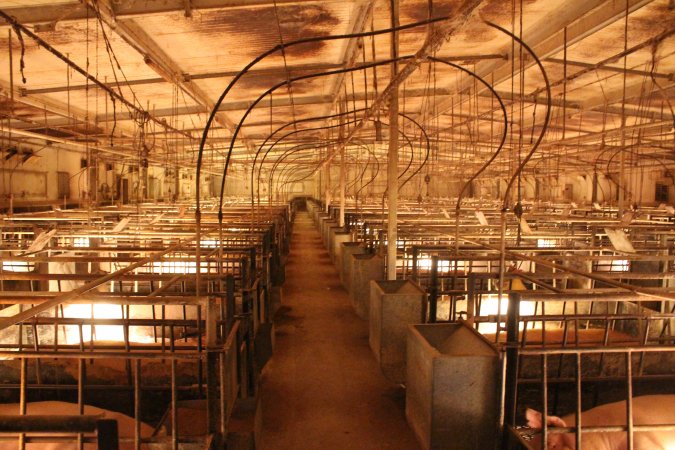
134;359;141;450
0;415;100;432
0;227;219;331
519;345;675;356
171;359;178;450
626;350;634;450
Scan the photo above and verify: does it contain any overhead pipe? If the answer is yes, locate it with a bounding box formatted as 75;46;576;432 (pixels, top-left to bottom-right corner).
195;15;454;208
397;113;431;191
218;55;415;221
194;10;479;297
482;20;552;340
256;120;361;208
250;108;369;211
0;10;192;140
263;116;418;207
424;57;509;258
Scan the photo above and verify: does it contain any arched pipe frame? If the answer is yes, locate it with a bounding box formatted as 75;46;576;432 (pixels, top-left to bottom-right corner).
479;21;552;344
193;16;453;312
259;112;428;211
260;115;421;208
193;20;551;376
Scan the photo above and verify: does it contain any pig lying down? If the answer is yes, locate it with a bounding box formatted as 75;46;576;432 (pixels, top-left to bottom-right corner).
0;401;155;449
525;395;675;450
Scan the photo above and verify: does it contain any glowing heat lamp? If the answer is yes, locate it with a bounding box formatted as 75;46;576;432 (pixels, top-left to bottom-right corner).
417;257;432;270
613;260;630;272
61;304;156;345
478;295;537;334
597;259;630;272
417;257;458;273
2;261;33;272
148;260;209;274
73;237;90;248
537;239;556;248
151;260;195;274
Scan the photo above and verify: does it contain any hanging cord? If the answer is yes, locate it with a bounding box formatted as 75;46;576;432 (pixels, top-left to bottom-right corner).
10;25;27;84
90;0;143;120
271;0;298;128
649;41;675;132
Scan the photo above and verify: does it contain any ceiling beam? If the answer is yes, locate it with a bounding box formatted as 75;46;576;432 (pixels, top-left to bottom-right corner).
0;79;139;140
21;62;347;95
0;0;355;25
94;86;454;122
544;57;673;81
21;54;501;96
85;0;256;152
326;0;373;115
426;0;655;121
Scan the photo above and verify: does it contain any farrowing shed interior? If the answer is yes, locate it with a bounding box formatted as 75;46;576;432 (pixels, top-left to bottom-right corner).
0;0;673;449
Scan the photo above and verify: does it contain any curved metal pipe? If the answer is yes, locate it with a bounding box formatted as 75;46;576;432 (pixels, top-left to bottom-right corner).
426;57;509;212
250;107;368;209
346;144;376;191
482;20;552;342
219;55;415;219
254;109;426;210
483;21;552;212
257;119;362;207
397;113;431;191
426;56;508;266
195;16;453;208
355;148;381;198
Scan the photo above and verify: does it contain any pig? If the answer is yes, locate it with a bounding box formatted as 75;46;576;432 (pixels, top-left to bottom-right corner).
0;401;156;449
525;395;675;450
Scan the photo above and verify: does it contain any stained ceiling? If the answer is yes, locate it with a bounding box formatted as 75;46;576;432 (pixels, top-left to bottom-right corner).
0;0;672;183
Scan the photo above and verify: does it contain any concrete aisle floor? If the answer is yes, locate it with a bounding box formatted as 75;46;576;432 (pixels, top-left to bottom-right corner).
259;212;420;450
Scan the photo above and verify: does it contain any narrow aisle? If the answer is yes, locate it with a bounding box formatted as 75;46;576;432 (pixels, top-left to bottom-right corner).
260;212;420;450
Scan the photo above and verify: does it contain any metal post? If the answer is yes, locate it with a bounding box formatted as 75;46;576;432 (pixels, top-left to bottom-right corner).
429;256;438;323
386;0;399;281
626;351;634;450
339;101;346;228
501;293;520;449
411;246;418;282
467;273;476;322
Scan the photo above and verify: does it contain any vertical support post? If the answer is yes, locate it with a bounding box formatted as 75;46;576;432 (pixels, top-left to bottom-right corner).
411;246;418;282
206;296;219;437
324;160;332;212
626;350;634;450
19;357;26;450
171;359;178;450
134;359;141;450
429;256;438;323
339;101;346;228
501;293;520;449
618;0;629;217
386;0;399;281
77;358;84;450
575;353;582;450
467;273;476;322
226;274;235;333
618;134;626;216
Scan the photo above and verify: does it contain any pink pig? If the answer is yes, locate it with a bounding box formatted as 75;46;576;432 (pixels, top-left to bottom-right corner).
525;395;675;450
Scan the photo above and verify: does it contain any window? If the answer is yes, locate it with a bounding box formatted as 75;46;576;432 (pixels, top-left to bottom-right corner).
655;183;669;202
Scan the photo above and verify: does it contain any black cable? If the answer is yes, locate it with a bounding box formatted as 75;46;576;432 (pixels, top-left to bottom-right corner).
194;15;454;211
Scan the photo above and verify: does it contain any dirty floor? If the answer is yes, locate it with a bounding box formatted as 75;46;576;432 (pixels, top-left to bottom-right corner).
259;212;420;450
